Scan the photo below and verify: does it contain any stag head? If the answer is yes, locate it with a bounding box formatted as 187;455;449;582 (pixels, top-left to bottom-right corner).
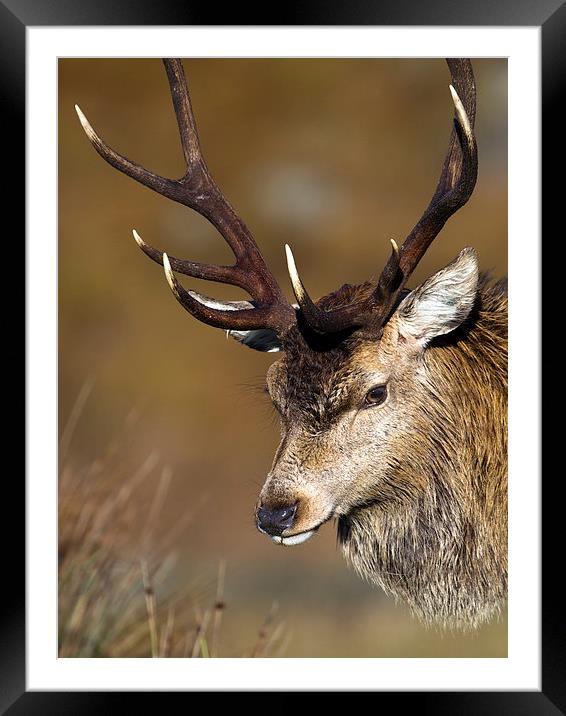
76;58;478;546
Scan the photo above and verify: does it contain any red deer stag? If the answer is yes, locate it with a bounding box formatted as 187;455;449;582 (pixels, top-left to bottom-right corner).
76;58;507;629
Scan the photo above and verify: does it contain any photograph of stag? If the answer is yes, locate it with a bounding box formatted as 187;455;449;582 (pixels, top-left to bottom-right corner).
64;57;507;654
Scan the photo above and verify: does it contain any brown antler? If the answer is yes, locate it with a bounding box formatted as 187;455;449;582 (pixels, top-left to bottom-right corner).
75;58;295;334
287;58;478;334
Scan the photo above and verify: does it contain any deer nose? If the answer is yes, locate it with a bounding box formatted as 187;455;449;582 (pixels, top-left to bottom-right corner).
257;504;297;536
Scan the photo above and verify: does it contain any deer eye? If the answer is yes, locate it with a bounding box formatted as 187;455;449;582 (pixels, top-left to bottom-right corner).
364;385;388;407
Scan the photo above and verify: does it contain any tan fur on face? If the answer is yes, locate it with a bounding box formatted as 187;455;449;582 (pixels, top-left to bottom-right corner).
260;271;507;629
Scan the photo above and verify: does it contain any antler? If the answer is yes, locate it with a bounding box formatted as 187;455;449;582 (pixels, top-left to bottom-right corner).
287;58;478;334
75;59;295;334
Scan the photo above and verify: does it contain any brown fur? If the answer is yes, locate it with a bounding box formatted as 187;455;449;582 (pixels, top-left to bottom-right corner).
261;272;507;628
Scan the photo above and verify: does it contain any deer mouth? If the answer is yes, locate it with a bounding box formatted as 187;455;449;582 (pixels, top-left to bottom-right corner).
271;512;335;545
271;528;317;546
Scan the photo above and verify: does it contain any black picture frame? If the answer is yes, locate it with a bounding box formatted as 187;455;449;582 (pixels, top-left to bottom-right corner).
6;0;555;712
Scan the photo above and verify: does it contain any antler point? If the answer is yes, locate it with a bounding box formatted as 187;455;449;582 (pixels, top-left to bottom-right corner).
285;244;305;303
75;104;97;142
449;84;473;141
163;252;177;293
132;229;145;248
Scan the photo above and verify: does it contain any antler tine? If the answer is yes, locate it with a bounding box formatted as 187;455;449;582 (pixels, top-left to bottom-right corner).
367;58;477;323
285;245;364;333
77;59;294;334
287;59;478;335
398;59;476;273
131;230;249;289
162;254;283;330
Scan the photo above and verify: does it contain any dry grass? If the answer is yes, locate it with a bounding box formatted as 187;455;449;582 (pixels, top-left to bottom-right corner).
58;383;284;657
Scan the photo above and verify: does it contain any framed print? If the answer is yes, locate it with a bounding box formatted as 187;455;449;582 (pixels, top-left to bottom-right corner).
7;1;557;712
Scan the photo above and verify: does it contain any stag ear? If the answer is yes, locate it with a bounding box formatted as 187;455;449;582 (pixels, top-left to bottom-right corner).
227;328;283;352
181;289;284;351
226;304;301;352
396;247;478;344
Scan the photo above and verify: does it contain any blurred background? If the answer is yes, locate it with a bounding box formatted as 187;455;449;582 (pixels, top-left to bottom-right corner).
59;58;507;657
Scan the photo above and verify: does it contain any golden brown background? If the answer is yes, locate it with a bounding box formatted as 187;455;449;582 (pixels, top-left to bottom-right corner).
59;58;507;657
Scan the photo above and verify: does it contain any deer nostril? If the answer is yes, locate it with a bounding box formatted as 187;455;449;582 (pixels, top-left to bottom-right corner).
257;503;298;536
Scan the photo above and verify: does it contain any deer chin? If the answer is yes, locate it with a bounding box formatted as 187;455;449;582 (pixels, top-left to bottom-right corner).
271;528;317;546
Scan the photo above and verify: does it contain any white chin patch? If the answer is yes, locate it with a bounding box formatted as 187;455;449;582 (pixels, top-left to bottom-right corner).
271;530;315;546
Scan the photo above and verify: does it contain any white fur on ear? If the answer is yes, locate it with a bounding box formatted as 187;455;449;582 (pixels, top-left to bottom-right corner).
397;247;479;344
180;291;283;351
170;288;291;352
226;305;300;353
227;328;283;352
